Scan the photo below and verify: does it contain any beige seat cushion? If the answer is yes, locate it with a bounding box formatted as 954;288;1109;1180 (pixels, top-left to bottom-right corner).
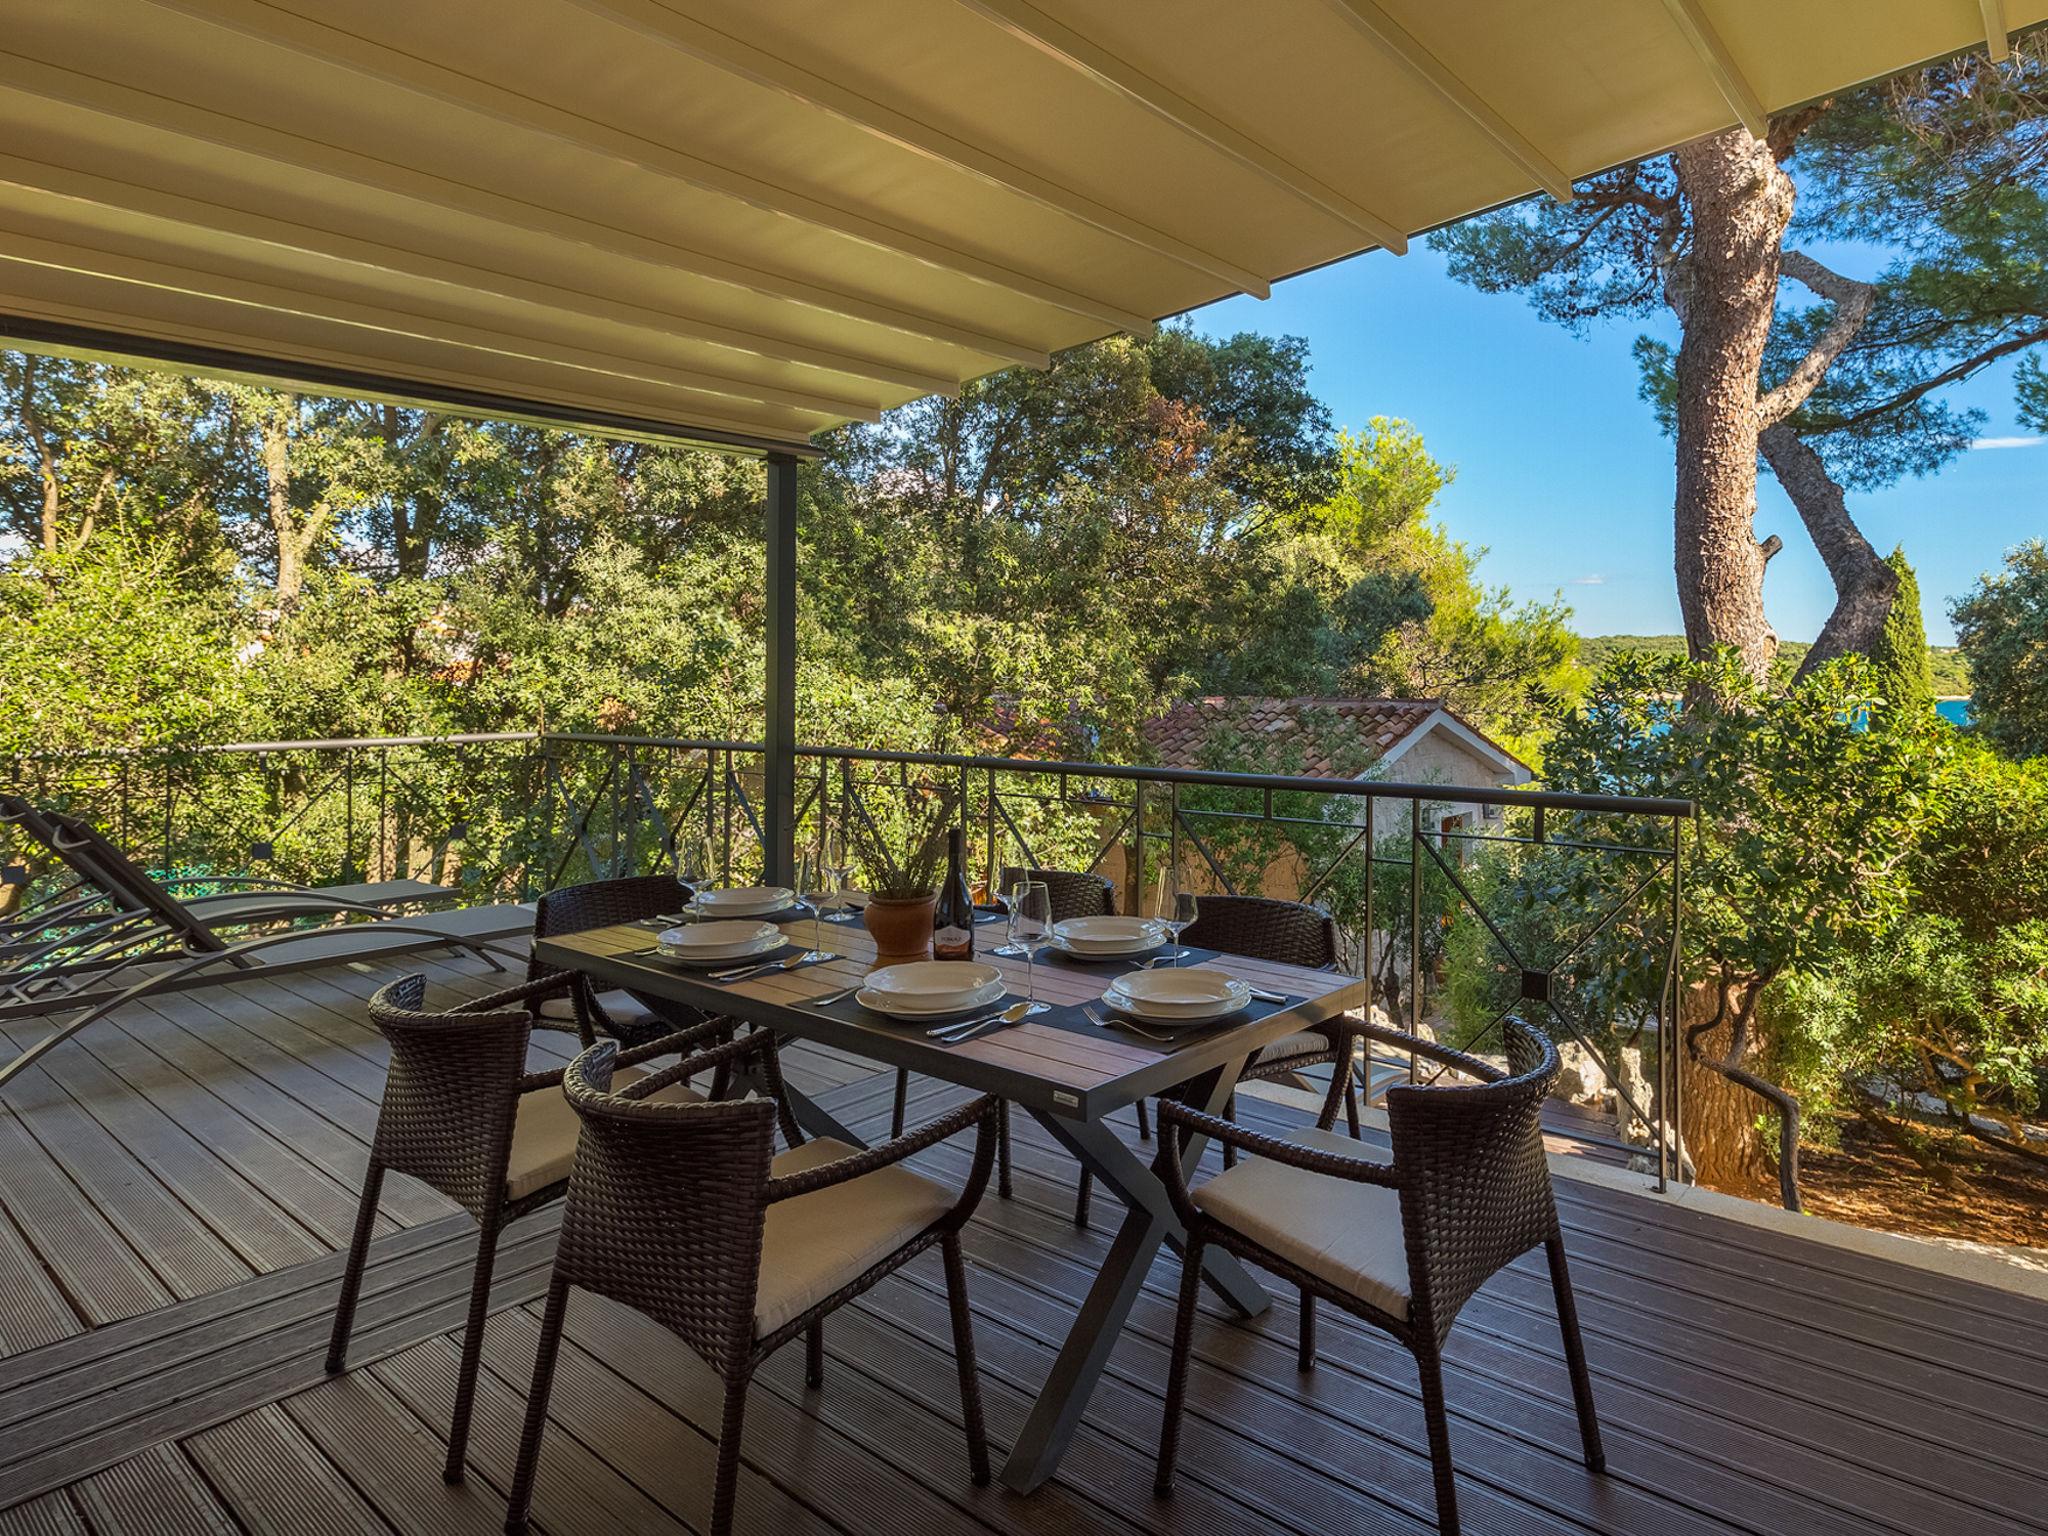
505;1067;702;1202
538;988;659;1034
754;1137;956;1337
1191;1126;1411;1321
1252;1029;1335;1066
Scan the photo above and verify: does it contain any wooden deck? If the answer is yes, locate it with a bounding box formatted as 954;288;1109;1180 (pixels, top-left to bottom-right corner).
0;950;2044;1535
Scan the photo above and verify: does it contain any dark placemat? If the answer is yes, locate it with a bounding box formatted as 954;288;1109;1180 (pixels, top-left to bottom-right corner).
624;938;820;975
789;974;1301;1055
1043;941;1215;969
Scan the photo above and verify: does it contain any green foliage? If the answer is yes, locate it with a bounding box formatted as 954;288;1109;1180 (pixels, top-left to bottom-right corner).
0;538;247;755
1545;652;1940;987
1868;548;1936;713
1951;540;2048;759
1577;632;1968;696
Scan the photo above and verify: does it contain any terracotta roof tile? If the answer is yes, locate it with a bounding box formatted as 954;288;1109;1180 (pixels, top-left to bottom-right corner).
1140;697;1447;777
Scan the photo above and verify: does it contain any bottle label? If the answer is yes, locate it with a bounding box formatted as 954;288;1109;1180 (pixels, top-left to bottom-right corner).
933;925;972;955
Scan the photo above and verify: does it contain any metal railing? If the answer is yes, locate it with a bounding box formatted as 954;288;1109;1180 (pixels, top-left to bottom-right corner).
5;730;1693;1185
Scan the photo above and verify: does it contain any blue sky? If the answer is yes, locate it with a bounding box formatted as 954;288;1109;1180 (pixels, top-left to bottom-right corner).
1186;243;2042;646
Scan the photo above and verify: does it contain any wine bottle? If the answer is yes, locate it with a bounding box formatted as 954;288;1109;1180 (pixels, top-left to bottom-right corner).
933;827;975;961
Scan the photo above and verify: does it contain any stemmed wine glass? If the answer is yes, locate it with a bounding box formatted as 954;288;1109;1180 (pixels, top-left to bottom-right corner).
1155;868;1198;963
1010;879;1052;1015
795;849;830;956
823;827;855;921
676;829;713;918
989;870;1027;957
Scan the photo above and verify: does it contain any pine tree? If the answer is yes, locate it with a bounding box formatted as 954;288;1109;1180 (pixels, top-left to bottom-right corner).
1868;547;1935;712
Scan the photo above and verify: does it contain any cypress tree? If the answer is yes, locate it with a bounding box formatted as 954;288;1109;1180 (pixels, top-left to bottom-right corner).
1869;546;1935;712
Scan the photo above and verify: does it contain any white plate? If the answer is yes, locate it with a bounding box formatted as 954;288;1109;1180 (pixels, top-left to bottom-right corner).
1105;967;1250;1022
656;923;782;963
1052;915;1167;954
688;885;794;916
856;978;1005;1019
864;960;1002;1000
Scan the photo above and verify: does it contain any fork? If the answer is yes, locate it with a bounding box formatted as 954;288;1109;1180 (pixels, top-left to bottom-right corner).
1083;1004;1171;1042
712;950;826;982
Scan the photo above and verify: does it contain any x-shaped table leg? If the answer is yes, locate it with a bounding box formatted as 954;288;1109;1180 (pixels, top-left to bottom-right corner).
1001;1055;1268;1492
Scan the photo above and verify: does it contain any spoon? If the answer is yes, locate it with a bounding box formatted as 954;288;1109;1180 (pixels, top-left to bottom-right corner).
930;1000;1034;1043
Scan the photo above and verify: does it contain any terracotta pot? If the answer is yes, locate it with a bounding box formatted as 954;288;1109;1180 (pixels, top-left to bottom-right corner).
862;892;935;963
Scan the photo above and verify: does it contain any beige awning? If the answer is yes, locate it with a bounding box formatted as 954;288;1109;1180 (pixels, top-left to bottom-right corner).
0;0;2034;453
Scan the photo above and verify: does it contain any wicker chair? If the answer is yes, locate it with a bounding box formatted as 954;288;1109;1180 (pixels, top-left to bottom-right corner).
505;1030;1000;1536
325;971;707;1485
527;875;695;1046
1177;894;1362;1168
1153;1018;1603;1536
998;865;1116;925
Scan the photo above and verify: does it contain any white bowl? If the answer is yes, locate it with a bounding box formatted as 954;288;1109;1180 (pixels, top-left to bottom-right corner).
1053;915;1166;954
856;977;1005;1019
689;885;794;916
657;921;781;963
1106;967;1249;1021
864;960;1002;999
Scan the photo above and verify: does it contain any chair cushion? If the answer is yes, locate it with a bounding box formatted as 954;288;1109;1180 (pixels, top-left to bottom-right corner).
505;1067;702;1202
1191;1127;1411;1321
754;1137;956;1337
538;989;658;1034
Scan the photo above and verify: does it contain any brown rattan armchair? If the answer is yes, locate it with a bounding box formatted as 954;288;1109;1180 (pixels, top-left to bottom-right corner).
998;865;1116;924
1152;1018;1603;1536
527;874;696;1045
529;874;806;1139
325;971;713;1485
504;1030;1000;1536
1177;893;1362;1167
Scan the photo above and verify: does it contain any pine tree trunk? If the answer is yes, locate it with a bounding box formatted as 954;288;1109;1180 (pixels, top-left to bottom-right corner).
1670;131;1796;682
1761;424;1899;677
1679;979;1775;1197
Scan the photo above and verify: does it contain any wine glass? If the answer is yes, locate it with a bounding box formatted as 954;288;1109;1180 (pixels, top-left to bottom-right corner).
989;870;1027;957
1011;879;1052;1016
823;826;854;921
1155;868;1197;962
675;828;712;917
795;849;829;955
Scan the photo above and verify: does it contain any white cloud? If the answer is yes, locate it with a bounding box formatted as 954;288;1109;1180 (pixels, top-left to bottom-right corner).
1970;435;2046;450
1567;573;1607;586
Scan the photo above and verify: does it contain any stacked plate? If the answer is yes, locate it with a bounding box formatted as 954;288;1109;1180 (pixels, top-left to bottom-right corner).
1102;966;1250;1027
656;919;782;966
685;885;794;918
1050;915;1167;960
857;961;1005;1020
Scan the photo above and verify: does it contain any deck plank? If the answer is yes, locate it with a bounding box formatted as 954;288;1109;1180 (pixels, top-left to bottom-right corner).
0;1204;78;1358
183;1403;392;1536
66;1445;236;1536
0;1110;168;1332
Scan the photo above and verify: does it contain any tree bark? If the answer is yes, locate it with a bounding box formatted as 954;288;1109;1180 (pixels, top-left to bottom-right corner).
260;399;331;604
1669;131;1795;682
1679;978;1777;1197
14;355;63;553
1759;424;1899;676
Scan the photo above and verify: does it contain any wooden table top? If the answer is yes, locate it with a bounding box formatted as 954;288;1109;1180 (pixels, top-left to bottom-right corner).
537;915;1369;1121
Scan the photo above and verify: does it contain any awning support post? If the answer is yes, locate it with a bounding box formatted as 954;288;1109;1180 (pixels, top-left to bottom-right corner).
762;451;799;887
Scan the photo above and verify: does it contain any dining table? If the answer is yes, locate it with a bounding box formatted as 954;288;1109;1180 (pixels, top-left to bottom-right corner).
535;900;1370;1493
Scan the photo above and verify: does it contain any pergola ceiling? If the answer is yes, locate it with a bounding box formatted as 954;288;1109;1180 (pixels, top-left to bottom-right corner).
0;0;2036;454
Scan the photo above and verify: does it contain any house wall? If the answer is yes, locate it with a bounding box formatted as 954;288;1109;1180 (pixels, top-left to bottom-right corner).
1364;726;1518;842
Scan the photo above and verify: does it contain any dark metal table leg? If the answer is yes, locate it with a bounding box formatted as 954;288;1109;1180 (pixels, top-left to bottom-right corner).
1000;1059;1267;1492
727;1054;869;1148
